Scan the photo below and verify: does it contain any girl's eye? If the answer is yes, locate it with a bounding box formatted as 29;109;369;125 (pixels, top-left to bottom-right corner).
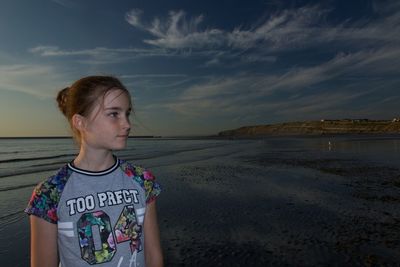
109;112;119;117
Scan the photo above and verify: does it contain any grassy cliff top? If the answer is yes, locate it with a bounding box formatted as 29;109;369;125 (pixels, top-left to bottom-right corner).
218;119;400;137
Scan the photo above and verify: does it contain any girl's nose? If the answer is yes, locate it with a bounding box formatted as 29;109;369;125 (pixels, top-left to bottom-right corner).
122;115;131;130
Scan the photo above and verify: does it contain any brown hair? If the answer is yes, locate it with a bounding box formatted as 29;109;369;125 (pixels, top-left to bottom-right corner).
56;75;132;140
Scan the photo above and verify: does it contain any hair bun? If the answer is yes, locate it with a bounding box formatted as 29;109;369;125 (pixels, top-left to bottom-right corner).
56;87;70;116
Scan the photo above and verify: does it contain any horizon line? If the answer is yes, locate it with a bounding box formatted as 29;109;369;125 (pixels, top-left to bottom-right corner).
0;134;217;139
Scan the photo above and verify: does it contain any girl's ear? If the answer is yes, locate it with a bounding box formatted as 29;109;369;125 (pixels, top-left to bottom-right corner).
72;114;86;131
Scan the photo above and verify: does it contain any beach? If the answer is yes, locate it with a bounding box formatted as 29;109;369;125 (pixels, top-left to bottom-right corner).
1;137;400;266
154;138;400;266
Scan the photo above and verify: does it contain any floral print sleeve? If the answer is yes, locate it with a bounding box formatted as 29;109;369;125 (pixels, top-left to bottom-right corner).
121;161;161;204
141;168;161;204
25;165;70;224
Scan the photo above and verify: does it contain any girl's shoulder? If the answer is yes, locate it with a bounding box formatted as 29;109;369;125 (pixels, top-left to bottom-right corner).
41;164;72;189
119;159;156;180
118;159;161;203
25;164;73;223
29;164;73;205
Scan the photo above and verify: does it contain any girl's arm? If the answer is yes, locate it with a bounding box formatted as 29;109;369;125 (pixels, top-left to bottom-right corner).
30;216;59;267
144;200;163;267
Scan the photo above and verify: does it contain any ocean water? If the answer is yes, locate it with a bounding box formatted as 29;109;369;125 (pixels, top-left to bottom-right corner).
0;135;400;266
0;137;234;221
1;135;400;227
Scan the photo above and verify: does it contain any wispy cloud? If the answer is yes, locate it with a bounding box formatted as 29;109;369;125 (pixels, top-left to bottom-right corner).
272;90;372;118
0;64;67;98
121;73;192;90
163;74;377;123
31;4;400;68
162;44;400;121
125;4;399;56
176;47;399;103
29;46;174;64
121;74;188;79
125;9;143;28
51;0;78;8
25;2;400;118
126;9;225;49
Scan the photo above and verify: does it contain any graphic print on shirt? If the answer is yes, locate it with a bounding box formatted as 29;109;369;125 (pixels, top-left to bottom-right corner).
72;190;142;265
114;205;143;254
77;211;116;264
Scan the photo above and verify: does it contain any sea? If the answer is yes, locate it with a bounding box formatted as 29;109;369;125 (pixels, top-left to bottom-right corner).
1;135;400;266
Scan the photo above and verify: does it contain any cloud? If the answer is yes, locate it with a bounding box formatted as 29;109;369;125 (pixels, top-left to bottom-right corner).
0;64;67;98
28;45;237;66
126;9;224;50
114;4;400;75
29;46;89;56
124;6;292;50
120;74;187;79
163;74;374;123
125;9;144;28
51;0;78;8
162;44;400;121
227;6;329;50
161;75;276;117
29;46;163;57
121;73;192;90
33;4;399;67
28;45;176;64
30;3;400;67
27;2;400;98
272;90;372;118
126;4;399;53
126;9;225;49
257;46;400;94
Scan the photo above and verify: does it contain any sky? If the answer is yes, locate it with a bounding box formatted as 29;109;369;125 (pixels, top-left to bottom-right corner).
0;0;399;137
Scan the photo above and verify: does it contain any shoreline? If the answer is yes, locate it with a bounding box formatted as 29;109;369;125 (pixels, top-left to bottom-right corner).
2;133;400;141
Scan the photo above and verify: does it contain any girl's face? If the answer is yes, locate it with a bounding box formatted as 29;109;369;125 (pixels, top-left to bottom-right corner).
80;89;131;151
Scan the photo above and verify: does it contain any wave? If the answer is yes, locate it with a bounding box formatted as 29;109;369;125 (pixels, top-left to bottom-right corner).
0;210;26;231
0;183;38;192
0;153;76;164
0;147;74;155
120;142;230;161
0;143;231;179
0;163;65;179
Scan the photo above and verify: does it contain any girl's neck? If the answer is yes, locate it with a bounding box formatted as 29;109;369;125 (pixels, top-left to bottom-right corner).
73;146;115;172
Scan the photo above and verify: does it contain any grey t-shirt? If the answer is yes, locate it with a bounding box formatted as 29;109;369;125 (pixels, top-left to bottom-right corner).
25;158;161;267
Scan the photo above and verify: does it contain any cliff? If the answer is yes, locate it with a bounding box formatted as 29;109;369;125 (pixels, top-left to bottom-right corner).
218;119;400;137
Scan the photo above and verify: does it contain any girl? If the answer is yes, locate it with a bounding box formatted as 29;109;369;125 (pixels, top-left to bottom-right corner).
25;76;163;267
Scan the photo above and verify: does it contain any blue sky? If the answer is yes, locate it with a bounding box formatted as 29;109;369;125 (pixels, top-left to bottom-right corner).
0;0;399;137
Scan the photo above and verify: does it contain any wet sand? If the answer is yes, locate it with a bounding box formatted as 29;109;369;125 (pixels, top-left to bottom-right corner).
152;141;400;266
